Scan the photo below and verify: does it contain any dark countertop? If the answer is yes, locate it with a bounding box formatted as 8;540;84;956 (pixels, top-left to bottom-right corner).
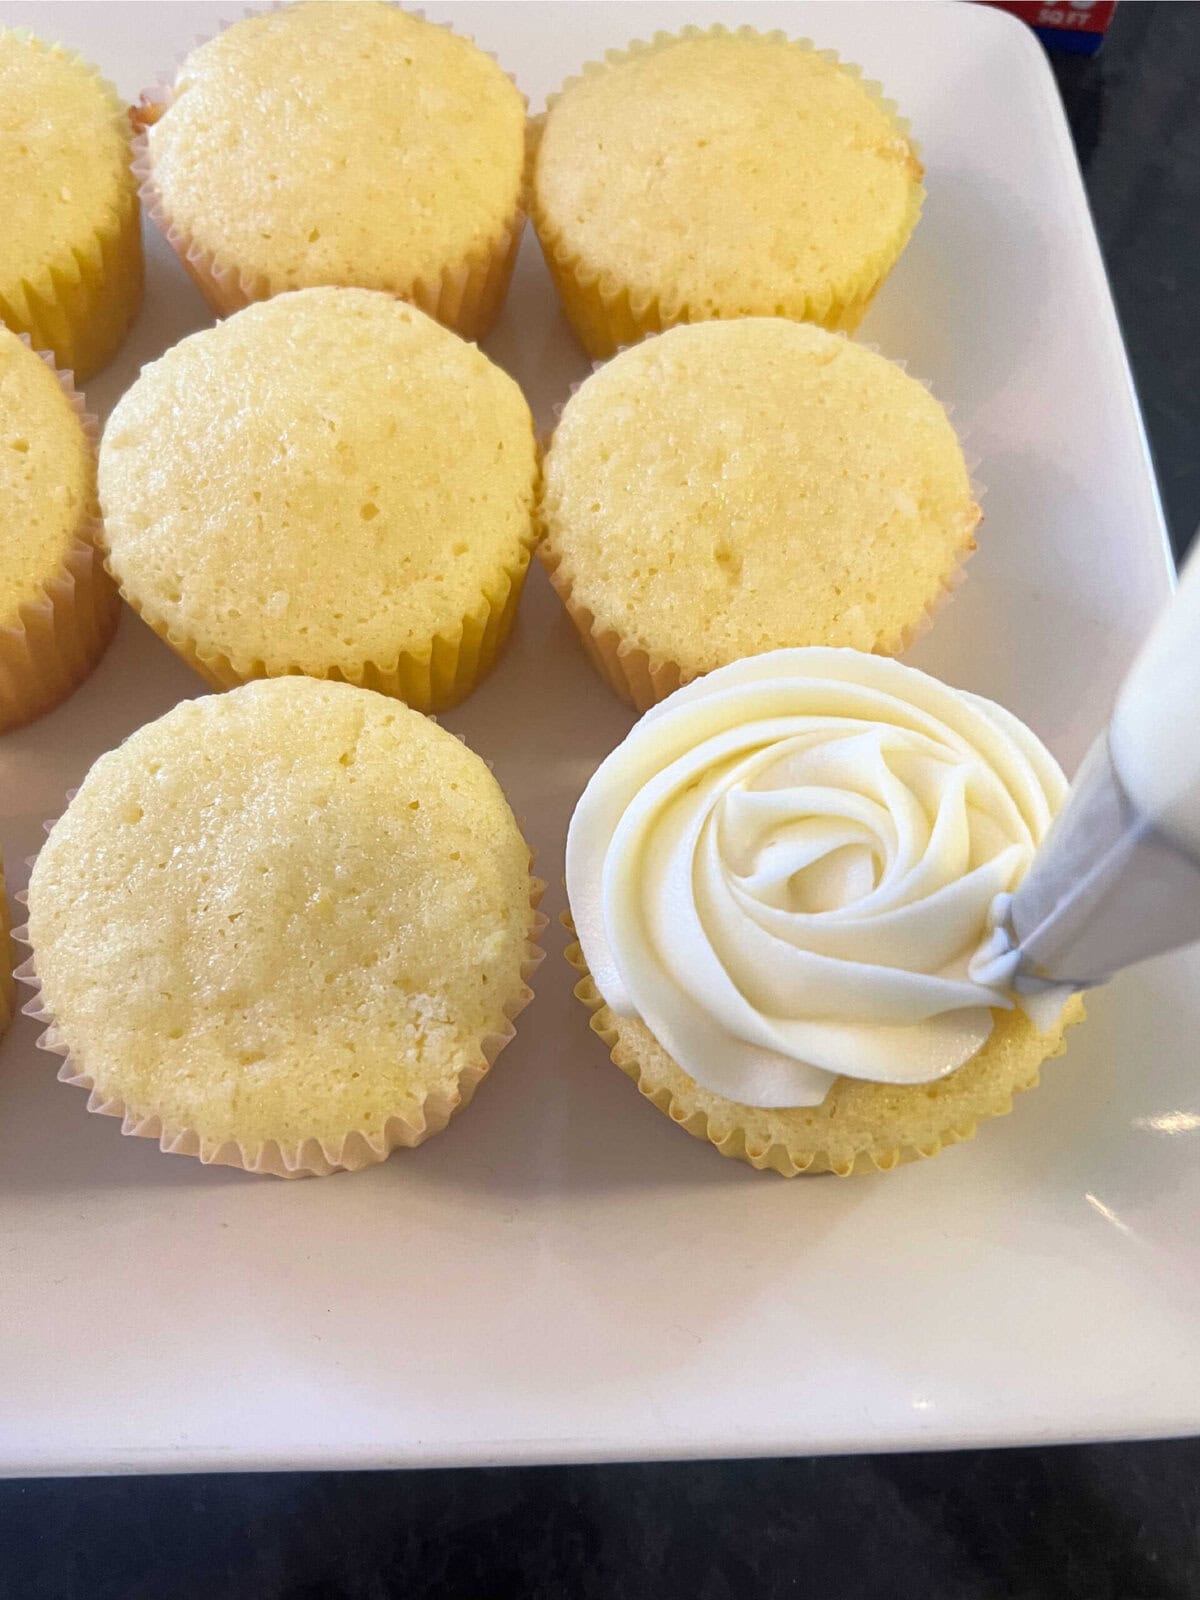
1052;0;1199;566
5;4;1200;1597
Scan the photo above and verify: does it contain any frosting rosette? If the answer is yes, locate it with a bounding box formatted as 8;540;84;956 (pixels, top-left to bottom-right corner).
566;648;1068;1107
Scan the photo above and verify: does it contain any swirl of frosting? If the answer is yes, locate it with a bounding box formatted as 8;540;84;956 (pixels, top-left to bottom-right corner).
566;648;1068;1108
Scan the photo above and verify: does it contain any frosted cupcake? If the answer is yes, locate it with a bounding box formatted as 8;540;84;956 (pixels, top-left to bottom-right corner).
566;648;1085;1176
0;328;118;732
532;26;923;358
0;29;142;379
23;677;544;1177
540;319;979;711
99;288;538;712
138;1;527;338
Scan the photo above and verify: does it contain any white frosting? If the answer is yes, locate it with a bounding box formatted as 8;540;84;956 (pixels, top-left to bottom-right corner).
566;649;1068;1108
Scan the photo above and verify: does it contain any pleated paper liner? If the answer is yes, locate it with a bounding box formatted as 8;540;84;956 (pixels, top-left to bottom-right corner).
131;6;528;341
529;24;926;361
537;335;982;714
0;339;119;733
100;535;535;714
0;853;13;1042
14;867;547;1180
564;915;1085;1178
0;30;142;381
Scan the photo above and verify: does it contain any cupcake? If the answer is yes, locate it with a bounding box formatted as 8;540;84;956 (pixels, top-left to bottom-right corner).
0;852;13;1041
565;648;1085;1177
137;1;527;339
21;676;544;1177
540;319;979;711
0;329;118;733
0;29;142;380
98;288;539;712
531;25;923;359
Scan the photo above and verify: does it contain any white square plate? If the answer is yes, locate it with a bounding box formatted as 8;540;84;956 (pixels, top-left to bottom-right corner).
1;1;1192;1477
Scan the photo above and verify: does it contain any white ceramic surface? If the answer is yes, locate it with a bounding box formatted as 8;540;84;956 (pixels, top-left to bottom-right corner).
0;1;1190;1477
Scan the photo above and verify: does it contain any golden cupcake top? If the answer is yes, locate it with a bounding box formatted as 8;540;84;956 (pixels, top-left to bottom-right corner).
98;287;538;678
540;318;979;677
145;1;527;296
0;29;135;304
0;328;93;625
533;26;923;327
26;677;536;1150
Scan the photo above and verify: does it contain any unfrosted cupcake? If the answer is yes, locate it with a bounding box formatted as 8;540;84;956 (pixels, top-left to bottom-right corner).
99;288;538;712
540;319;979;711
0;328;118;732
0;29;142;379
23;677;544;1177
137;1;527;338
566;648;1085;1177
532;25;923;358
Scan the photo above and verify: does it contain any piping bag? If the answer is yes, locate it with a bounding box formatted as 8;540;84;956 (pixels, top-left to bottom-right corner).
976;544;1200;1001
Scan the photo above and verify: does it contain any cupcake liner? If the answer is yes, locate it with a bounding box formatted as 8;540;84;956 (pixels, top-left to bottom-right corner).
530;24;926;360
132;5;528;341
14;844;547;1179
0;30;143;381
563;915;1084;1178
101;534;534;714
538;338;982;713
0;340;119;733
0;855;13;1041
538;539;682;714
